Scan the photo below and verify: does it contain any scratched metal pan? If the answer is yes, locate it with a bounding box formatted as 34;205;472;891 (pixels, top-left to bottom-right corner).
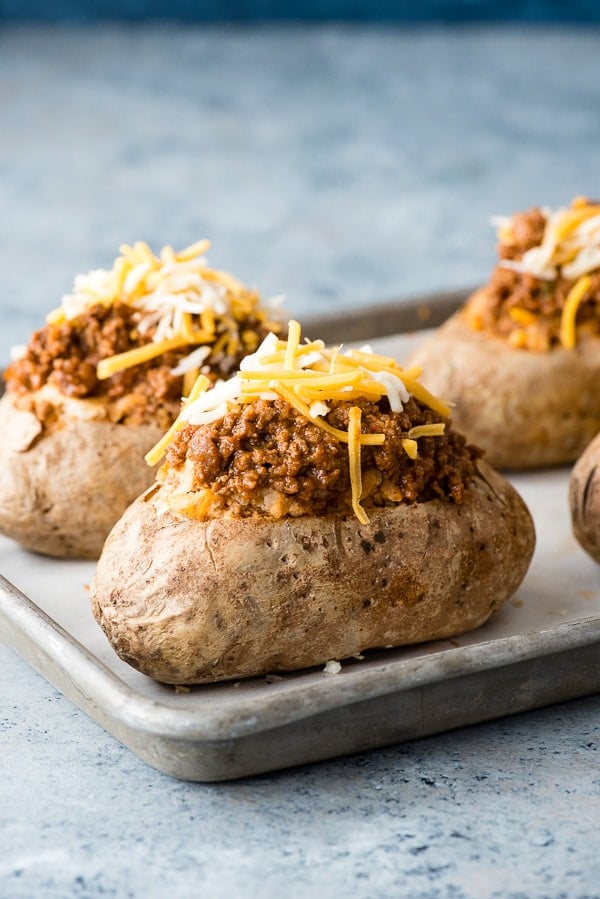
1;289;600;782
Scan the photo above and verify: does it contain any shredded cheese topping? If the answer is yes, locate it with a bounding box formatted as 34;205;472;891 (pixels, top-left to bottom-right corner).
146;321;449;522
46;240;281;390
494;198;600;348
559;274;593;350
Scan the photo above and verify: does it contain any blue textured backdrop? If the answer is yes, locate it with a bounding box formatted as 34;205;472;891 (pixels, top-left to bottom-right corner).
2;0;600;21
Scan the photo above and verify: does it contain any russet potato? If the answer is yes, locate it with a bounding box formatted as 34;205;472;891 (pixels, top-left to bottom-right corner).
407;302;600;470
90;460;535;684
0;393;162;559
570;432;600;563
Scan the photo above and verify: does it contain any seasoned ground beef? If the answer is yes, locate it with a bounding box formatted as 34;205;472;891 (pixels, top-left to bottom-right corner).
165;397;482;519
5;302;273;426
497;207;547;260
471;204;600;349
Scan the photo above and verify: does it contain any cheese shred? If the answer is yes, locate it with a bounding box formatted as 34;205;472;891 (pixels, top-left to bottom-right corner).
495;198;600;348
148;322;450;522
49;240;280;381
144;374;210;467
96;337;190;380
559;275;593;349
348;407;369;524
408;423;446;439
402;439;418;460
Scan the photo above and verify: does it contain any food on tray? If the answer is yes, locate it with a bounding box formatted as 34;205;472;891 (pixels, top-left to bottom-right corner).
90;322;535;684
569;433;600;563
0;240;281;559
407;197;600;469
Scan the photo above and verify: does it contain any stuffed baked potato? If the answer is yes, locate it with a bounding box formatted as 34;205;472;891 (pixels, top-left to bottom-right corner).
569;430;600;563
0;240;281;558
91;323;535;684
408;198;600;469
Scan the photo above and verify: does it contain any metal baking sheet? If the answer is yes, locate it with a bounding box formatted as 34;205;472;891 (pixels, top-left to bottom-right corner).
1;294;600;782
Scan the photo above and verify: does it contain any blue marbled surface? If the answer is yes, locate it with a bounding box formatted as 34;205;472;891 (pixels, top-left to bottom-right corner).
1;24;600;899
2;24;600;361
2;638;599;899
3;0;600;23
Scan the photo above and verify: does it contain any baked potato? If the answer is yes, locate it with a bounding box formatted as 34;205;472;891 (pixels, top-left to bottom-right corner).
408;198;600;469
0;393;166;559
0;240;281;558
91;323;535;684
569;431;600;563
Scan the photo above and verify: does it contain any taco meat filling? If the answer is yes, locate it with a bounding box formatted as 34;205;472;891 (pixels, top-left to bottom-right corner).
466;202;600;350
5;302;272;427
162;396;482;519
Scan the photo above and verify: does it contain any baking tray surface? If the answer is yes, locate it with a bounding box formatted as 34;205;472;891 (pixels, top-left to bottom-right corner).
1;309;600;781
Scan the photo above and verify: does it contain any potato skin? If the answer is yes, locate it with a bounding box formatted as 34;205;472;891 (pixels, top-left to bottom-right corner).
569;432;600;563
0;394;163;559
90;461;535;684
408;303;600;470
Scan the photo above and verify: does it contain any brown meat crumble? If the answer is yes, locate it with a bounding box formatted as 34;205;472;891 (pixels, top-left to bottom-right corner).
163;396;482;519
467;203;600;350
5;302;273;427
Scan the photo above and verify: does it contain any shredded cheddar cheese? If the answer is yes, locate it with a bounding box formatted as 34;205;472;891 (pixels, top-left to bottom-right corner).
497;201;600;284
144;374;210;467
182;367;199;397
494;198;600;348
145;321;450;523
507;329;528;349
48;240;281;380
348;406;368;524
402;438;418;460
284;319;302;370
559;274;593;349
508;307;538;327
407;423;446;439
96;336;191;380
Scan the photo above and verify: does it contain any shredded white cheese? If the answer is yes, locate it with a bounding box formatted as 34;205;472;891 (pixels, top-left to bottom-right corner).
494;198;600;347
46;240;281;384
323;660;342;675
9;344;27;361
145;320;450;523
309;400;330;418
170;345;212;376
496;199;600;281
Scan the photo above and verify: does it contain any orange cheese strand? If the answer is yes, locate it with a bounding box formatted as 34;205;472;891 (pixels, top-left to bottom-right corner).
508;307;538;327
182;367;199;397
200;267;246;293
186;373;212;403
96;337;192;380
144;374;210;466
343;349;399;369
273;383;384;446
181;312;196;342
399;375;451;418
240;370;363;387
408;423;446;439
175;239;211;261
144;418;187;468
297;385;387;402
284;320;302;370
402;438;418;460
200;308;216;337
555;206;600;242
334;351;450;416
348;407;369;525
559;275;593;349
